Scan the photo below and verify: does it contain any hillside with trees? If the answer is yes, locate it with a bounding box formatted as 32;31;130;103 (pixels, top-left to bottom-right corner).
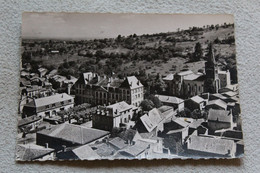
22;23;237;84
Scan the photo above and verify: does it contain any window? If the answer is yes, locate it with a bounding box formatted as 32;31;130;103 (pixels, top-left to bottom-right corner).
52;104;55;107
45;105;50;109
61;101;64;105
68;99;72;102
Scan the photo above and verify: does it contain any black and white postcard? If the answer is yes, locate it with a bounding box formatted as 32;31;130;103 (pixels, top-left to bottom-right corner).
16;12;244;161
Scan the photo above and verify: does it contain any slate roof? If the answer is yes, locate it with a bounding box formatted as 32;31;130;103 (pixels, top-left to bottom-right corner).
155;94;184;104
187;135;235;156
16;144;54;161
208;109;231;123
38;123;109;145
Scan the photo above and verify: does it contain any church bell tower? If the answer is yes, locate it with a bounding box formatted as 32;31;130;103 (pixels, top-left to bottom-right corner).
204;43;220;93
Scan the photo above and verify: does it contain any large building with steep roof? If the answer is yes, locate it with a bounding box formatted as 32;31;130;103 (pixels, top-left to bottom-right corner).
73;72;144;106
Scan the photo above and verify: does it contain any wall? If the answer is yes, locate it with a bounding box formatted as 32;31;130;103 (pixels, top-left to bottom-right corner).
0;0;260;173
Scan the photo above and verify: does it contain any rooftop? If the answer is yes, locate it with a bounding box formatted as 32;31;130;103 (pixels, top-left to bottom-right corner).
16;144;54;161
163;74;174;81
108;137;128;150
18;116;41;127
38;123;110;145
72;144;100;160
187;135;235;156
25;93;74;108
177;70;193;76
155;94;184;104
107;101;133;114
207;99;227;110
208;109;231;123
183;73;203;81
190;95;205;103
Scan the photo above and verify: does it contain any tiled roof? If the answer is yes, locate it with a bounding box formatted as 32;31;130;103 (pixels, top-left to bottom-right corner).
155;94;184;104
187;135;235;156
16;144;54;161
208;109;231;123
38;123;109;145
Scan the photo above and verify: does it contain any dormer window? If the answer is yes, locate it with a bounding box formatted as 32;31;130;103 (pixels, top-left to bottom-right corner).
61;101;64;105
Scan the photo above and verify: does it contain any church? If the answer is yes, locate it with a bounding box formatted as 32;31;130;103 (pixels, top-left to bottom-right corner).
163;43;231;99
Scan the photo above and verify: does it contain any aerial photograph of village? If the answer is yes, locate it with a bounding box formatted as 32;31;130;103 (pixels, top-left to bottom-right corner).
16;13;244;161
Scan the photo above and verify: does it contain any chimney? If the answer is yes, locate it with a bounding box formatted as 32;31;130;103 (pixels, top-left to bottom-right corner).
45;143;49;148
62;145;66;152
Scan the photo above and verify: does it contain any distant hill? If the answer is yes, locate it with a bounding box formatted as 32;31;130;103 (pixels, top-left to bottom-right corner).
21;23;237;83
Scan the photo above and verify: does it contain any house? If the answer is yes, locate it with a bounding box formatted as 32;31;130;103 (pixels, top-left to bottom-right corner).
38;67;48;78
92;101;136;131
56;144;100;160
138;108;164;133
21;85;54;98
207;109;233;131
184;95;206;112
73;72;144;106
16;144;55;161
158;106;176;120
163;118;190;144
17;116;42;133
108;137;129;150
22;93;74;117
36;123;110;150
162;74;174;95
186;135;236;158
89;142;116;158
155;94;184;111
205;99;227;110
115;140;151;159
218;70;231;88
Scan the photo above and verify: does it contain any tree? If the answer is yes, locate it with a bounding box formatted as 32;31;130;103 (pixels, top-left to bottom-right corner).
192;42;203;62
140;99;154;111
147;95;162;108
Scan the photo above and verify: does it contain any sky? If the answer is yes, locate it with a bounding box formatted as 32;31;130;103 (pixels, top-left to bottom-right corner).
22;13;234;40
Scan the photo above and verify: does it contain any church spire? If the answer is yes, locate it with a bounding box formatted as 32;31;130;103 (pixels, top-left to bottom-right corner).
208;43;215;64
